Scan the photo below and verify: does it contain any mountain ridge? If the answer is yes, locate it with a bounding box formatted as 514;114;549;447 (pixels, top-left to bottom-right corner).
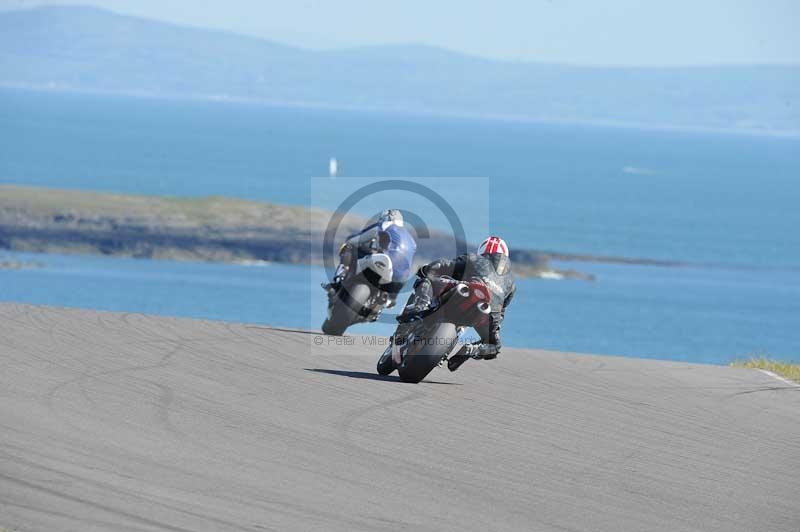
2;5;799;133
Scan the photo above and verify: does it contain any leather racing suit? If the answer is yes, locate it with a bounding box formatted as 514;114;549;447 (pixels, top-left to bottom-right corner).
397;252;515;355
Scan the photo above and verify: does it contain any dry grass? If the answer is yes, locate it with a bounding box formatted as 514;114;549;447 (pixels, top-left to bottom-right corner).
731;357;800;383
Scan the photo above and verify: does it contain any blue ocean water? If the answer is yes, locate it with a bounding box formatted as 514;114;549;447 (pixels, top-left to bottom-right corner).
1;89;799;363
3;89;799;267
2;252;797;364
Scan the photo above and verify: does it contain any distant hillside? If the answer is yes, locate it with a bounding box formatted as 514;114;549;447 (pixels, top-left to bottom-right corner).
1;5;799;133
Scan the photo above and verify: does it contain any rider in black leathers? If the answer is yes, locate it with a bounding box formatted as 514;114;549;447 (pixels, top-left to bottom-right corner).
393;236;515;361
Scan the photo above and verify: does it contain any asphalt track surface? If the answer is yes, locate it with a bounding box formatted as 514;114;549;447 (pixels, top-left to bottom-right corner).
1;303;798;532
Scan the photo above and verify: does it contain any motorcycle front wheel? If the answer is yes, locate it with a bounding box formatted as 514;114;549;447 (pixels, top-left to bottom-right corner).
321;280;373;336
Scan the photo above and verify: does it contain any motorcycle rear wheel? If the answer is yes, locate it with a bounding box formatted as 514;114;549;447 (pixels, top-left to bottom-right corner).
397;322;458;383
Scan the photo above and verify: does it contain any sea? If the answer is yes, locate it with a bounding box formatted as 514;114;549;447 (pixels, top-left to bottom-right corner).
1;88;799;364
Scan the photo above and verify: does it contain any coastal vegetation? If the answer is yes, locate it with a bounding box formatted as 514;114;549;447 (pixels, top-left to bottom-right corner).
1;185;706;279
732;357;800;384
2;185;702;279
1;185;591;278
0;185;349;264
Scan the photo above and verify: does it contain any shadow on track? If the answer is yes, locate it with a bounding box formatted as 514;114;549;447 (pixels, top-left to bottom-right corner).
305;368;462;385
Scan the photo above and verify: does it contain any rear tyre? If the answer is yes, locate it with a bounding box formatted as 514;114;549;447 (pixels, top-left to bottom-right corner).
321;281;372;336
397;323;457;383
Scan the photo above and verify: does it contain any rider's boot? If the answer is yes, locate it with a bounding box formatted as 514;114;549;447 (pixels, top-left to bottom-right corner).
447;343;498;371
321;263;348;295
323;243;355;294
447;344;474;372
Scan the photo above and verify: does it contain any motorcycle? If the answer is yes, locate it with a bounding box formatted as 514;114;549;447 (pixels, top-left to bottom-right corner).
377;276;493;383
321;225;415;336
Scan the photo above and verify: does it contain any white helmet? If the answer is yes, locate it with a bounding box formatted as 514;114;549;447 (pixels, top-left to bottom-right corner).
478;236;509;257
378;209;404;228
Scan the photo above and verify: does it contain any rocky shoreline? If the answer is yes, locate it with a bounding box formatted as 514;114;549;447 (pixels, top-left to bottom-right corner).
0;185;687;281
0;258;43;270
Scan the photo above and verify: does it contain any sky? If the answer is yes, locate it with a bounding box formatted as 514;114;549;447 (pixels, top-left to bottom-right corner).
2;0;799;65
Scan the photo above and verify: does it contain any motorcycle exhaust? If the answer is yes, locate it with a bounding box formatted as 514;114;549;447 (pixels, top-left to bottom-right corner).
455;283;470;298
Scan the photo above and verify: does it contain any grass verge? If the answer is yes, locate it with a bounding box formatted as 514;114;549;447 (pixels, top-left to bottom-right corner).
731;357;800;384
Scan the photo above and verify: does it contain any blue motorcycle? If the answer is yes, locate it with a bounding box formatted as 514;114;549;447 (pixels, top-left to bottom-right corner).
322;224;417;336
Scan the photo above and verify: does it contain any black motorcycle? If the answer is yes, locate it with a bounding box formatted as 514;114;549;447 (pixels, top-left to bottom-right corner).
377;277;493;383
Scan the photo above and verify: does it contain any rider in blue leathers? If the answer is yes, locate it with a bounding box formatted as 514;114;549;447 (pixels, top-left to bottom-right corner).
322;209;416;306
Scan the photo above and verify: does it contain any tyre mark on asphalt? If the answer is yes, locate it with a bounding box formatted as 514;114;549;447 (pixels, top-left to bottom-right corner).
44;339;188;439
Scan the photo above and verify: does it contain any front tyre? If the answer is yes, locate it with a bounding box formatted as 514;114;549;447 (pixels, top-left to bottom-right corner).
397;323;458;383
321;281;372;336
376;347;395;376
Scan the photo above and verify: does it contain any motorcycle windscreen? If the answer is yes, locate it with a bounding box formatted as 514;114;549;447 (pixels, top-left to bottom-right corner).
383;225;417;283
